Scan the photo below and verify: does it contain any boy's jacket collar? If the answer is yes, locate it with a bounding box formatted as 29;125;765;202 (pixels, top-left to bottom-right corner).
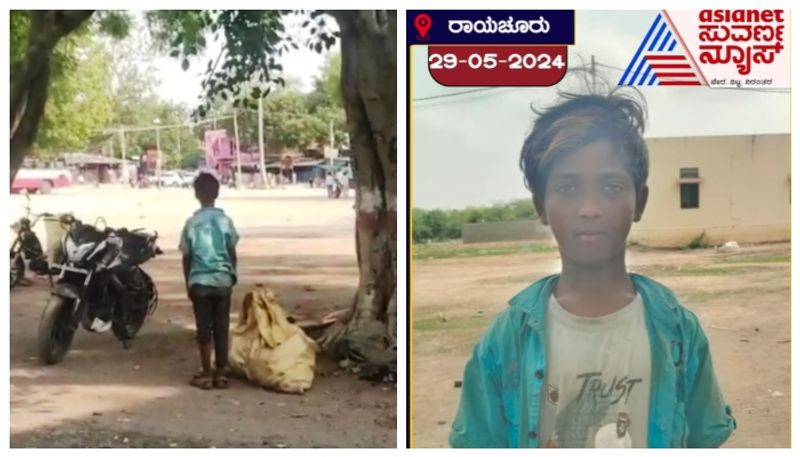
508;273;680;331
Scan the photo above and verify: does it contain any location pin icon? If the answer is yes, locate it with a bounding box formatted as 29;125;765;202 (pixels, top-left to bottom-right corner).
414;13;432;40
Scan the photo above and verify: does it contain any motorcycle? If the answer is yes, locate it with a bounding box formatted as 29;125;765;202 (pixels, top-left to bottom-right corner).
37;215;163;365
10;194;61;289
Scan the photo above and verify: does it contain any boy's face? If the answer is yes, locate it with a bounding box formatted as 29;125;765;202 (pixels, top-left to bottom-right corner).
535;140;648;267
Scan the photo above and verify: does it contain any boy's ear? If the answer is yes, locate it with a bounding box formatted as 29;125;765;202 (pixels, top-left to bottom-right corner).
633;185;649;222
533;195;548;225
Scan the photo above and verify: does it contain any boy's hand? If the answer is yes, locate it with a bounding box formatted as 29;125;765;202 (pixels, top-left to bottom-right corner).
182;255;192;299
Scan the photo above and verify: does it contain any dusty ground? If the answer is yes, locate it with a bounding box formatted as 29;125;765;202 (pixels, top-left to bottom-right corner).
411;241;790;448
9;185;396;448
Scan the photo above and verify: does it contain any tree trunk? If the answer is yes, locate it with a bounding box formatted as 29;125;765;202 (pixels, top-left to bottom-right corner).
10;10;94;182
324;11;396;374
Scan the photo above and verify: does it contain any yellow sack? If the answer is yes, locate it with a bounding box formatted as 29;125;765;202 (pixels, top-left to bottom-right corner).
229;285;319;394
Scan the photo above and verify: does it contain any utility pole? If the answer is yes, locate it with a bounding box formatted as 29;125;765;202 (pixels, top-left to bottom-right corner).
119;129;127;185
233;109;242;189
155;123;161;185
591;54;597;92
258;97;267;187
328;119;335;167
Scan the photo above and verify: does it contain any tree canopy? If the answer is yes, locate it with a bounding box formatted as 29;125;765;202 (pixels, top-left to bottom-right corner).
11;11;346;165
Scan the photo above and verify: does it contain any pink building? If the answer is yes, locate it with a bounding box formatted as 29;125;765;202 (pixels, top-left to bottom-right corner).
203;130;260;181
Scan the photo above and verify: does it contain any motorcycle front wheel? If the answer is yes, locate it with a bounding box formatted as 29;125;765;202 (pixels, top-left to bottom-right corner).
37;295;78;365
10;251;25;289
112;268;155;342
112;307;147;342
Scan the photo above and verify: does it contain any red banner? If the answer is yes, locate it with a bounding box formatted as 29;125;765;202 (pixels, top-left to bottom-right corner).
427;45;568;86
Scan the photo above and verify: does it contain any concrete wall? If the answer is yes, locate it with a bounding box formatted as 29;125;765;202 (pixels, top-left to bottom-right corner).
629;133;790;247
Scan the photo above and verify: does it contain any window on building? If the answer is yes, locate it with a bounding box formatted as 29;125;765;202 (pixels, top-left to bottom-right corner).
678;167;700;209
680;183;699;209
680;167;699;179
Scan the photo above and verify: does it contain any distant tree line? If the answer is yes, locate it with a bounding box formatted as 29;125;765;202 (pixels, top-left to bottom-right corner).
413;199;537;243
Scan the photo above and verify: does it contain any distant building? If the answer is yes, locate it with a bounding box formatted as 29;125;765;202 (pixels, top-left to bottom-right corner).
61;153;132;184
629;133;789;246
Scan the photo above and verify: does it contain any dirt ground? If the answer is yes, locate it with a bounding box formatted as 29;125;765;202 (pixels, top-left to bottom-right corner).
411;241;790;448
9;185;396;448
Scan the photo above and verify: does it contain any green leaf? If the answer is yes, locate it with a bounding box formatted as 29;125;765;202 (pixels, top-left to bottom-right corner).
182;58;190;70
33;36;114;156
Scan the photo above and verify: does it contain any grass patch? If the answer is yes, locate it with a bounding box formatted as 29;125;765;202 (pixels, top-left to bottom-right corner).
680;284;788;304
413;314;492;333
665;266;742;276
721;254;789;264
636;264;773;277
413;242;557;260
412;314;490;357
686;231;713;250
681;289;717;303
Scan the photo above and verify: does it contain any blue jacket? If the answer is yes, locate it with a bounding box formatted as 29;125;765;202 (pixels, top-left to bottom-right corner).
449;274;736;448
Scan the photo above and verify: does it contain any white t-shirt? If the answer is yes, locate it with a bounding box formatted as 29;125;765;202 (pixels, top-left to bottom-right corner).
538;293;651;448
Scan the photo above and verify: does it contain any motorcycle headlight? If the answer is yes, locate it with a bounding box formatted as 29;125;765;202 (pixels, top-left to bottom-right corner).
65;237;80;262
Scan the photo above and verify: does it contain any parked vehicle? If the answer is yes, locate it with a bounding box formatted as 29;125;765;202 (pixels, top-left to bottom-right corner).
178;170;197;187
9;195;62;288
11;168;72;194
148;171;194;188
37;216;163;365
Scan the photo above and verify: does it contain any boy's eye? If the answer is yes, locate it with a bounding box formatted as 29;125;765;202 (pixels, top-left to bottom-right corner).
555;184;577;194
603;183;624;194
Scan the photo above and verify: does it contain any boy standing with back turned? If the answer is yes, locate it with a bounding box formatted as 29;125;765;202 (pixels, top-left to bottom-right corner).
181;172;239;390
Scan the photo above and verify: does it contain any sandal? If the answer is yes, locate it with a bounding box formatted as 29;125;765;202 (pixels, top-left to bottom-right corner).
189;371;214;390
213;371;229;390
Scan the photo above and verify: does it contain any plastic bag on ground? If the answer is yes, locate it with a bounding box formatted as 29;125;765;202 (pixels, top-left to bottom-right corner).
229;285;319;394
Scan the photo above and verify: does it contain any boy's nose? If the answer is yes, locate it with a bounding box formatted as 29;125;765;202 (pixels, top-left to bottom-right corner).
577;196;602;218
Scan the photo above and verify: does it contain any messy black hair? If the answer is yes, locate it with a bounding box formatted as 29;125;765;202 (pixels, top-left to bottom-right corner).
519;87;649;206
193;172;220;203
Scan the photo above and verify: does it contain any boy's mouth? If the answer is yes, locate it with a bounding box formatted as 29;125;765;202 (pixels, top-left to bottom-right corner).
574;231;606;242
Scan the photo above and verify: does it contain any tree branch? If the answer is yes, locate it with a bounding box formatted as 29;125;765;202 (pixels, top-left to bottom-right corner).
358;10;387;36
53;10;95;36
11;63;52;178
10;10;95;182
